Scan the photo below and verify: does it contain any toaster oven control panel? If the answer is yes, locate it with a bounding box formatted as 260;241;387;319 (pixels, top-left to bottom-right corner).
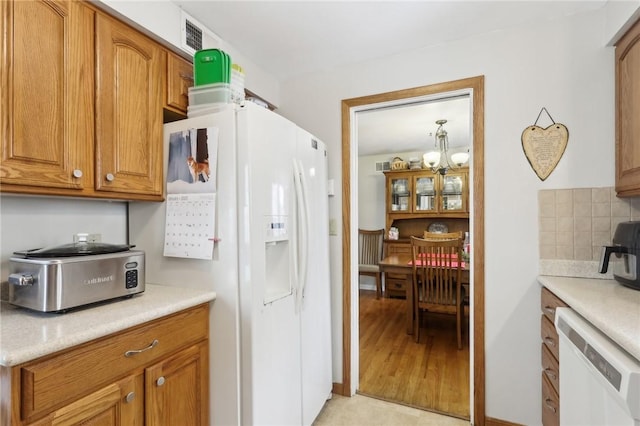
125;270;138;289
125;262;139;289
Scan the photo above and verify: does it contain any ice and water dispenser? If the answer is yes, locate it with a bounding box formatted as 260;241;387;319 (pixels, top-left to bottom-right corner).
263;215;292;304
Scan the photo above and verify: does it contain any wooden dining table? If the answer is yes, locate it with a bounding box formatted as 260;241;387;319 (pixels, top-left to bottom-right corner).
378;253;470;335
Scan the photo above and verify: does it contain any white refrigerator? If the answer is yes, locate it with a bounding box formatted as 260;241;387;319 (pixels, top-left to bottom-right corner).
128;102;332;426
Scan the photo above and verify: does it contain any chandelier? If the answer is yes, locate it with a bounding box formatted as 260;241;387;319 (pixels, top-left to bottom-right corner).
423;119;469;175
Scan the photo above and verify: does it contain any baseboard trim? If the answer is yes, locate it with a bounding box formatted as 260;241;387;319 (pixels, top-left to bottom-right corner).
332;382;346;396
485;417;523;426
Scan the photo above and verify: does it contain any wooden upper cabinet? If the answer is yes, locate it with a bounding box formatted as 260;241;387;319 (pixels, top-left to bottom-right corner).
166;52;194;115
0;0;94;191
615;18;640;197
95;13;164;198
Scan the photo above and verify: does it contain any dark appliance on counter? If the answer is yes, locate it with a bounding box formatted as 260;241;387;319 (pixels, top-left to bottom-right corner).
599;221;640;290
7;242;145;313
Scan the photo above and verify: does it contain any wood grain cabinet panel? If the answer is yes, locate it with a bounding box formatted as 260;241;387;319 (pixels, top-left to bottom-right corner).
94;12;164;198
3;304;209;426
27;374;144;426
165;52;194;115
145;342;209;426
0;0;94;192
615;18;640;196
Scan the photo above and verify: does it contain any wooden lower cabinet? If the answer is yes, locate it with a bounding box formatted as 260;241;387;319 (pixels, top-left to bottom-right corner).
540;287;567;426
2;304;209;426
384;242;411;298
28;374;144;426
145;342;208;426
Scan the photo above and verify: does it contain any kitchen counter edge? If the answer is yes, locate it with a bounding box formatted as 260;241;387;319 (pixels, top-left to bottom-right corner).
0;283;216;366
538;275;640;361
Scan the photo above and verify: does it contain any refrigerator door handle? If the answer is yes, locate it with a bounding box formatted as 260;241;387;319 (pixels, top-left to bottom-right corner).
293;159;310;312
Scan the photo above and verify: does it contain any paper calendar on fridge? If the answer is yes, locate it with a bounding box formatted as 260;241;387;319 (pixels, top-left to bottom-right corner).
163;193;216;259
163;126;219;259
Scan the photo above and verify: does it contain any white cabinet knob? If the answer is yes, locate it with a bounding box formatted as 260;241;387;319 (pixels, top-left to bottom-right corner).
72;169;83;178
125;392;135;403
105;173;115;182
156;376;165;387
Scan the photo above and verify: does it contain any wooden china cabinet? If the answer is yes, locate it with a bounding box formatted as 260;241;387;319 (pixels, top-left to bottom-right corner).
383;168;469;232
382;167;469;297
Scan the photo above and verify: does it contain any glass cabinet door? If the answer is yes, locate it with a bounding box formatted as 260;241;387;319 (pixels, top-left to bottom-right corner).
390;177;410;212
440;174;465;212
414;175;436;212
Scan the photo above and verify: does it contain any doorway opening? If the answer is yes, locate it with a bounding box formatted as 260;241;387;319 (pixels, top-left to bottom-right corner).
340;76;485;424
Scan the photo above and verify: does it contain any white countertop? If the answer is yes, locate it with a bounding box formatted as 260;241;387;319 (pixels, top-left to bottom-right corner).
538;275;640;361
0;284;216;367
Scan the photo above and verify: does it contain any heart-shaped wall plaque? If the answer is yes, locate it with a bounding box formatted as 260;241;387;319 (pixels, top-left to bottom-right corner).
521;123;569;181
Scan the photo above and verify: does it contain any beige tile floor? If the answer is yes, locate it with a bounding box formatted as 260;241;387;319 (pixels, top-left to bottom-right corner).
313;394;469;426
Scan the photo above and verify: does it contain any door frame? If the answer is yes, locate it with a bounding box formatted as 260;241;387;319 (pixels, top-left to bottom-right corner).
339;76;485;424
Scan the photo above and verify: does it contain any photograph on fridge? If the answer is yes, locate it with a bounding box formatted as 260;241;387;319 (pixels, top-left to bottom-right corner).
166;126;219;193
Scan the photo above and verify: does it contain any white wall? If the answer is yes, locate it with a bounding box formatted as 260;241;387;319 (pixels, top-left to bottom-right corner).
98;0;281;106
277;9;619;425
0;196;128;273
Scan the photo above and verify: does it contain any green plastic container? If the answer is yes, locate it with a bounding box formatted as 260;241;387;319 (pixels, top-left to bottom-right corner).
194;49;231;86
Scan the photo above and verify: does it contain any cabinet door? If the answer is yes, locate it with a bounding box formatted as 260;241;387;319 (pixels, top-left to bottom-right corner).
1;0;94;192
413;174;436;213
615;19;640;197
439;171;467;213
28;374;143;426
388;175;411;212
146;342;209;426
95;13;163;198
166;52;193;115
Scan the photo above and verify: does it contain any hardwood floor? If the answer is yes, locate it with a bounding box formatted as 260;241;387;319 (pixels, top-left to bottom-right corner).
358;289;470;419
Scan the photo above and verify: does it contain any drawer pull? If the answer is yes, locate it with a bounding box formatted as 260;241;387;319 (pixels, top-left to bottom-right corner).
156;376;165;387
544;337;556;347
544;398;557;413
124;339;159;357
543;368;557;380
125;392;135;403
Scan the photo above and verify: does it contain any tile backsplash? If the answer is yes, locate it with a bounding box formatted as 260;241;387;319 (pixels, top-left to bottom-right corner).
539;187;640;278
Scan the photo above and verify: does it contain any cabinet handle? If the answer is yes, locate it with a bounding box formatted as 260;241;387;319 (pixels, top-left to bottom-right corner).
125;392;135;403
105;173;115;182
544;398;557;413
544;306;556;316
543;368;557;380
156;376;166;387
124;339;159;357
179;73;194;81
72;169;83;178
8;273;34;286
544;337;556;347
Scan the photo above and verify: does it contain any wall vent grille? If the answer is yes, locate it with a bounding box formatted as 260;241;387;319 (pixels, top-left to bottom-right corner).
180;10;222;56
375;161;390;172
184;19;203;52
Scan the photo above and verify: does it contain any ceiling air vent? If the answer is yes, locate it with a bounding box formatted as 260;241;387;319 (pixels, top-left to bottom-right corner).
375;161;390;172
180;10;222;56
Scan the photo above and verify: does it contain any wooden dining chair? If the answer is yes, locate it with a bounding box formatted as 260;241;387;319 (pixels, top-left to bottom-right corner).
410;235;465;349
423;230;463;241
358;229;385;299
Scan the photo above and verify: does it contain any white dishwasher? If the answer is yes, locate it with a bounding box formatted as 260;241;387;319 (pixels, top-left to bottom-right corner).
555;307;640;425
